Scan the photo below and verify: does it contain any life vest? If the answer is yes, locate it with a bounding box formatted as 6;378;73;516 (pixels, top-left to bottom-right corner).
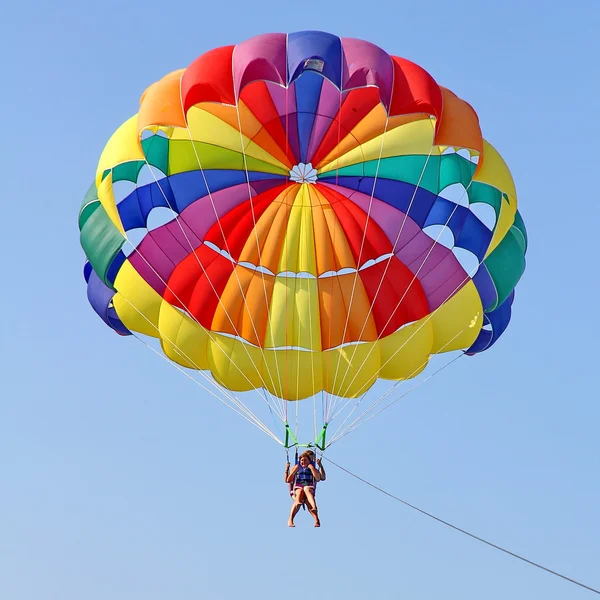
295;464;316;487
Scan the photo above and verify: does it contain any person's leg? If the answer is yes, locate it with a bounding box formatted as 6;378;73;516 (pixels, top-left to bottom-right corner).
288;488;305;527
303;487;320;527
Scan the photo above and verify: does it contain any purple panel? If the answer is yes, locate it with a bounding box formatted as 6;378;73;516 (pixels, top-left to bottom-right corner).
233;33;287;97
320;183;419;252
419;255;469;311
267;80;297;117
87;269;130;335
320;181;467;312
266;81;300;162
129;235;179;295
406;243;448;279
341;38;394;109
306;79;343;161
127;181;280;294
182;182;261;240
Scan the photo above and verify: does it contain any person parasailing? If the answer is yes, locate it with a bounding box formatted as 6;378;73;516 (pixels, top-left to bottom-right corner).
285;450;325;527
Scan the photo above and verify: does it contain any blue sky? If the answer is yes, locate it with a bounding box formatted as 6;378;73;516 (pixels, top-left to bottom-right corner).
2;0;599;598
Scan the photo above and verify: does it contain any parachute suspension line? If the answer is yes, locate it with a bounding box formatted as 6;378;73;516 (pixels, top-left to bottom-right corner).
327;105;392;417
233;81;287;411
333;127;478;414
119;214;286;425
132;332;281;444
261;387;284;441
332;189;500;438
116;286;278;433
326;68;395;418
322;60;344;423
331;118;436;414
180;122;285;412
328;341;464;447
139;157;286;422
330;179;481;425
334;352;463;444
323;458;600;597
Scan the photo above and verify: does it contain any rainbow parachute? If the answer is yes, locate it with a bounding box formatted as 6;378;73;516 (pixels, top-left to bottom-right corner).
79;31;527;447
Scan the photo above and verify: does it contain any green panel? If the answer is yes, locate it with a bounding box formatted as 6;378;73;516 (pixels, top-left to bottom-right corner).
80;202;126;288
112;160;145;183
438;153;477;190
512;210;528;253
79;182;99;229
79;201;99;230
484;229;526;308
319;154;476;196
168;140;289;175
468;182;502;216
142;135;170;174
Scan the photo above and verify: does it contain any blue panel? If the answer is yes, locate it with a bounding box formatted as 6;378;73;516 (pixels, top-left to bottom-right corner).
83;261;92;283
319;176;438;227
466;315;493;355
170;170;287;212
287;31;343;88
118;190;147;231
423;198;469;239
455;212;493;260
295;71;323;162
466;291;514;355
472;263;498;312
106;251;126;286
121;171;289;229
118;178;177;231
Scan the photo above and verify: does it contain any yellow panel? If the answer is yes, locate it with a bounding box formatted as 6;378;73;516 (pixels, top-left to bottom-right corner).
95;116;144;187
158;303;210;370
378;319;434;380
264;276;295;348
278;186;318;274
112;261;162;337
294;277;321;351
178;106;289;171
318;119;437;174
475;140;518;257
207;335;265;392
263;349;323;400
264;275;320;350
430;281;483;353
97;173;125;234
296;187;318;276
324;342;381;398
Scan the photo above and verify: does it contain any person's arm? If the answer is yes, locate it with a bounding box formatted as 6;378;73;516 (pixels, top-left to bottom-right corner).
286;464;299;484
308;463;321;482
317;458;326;481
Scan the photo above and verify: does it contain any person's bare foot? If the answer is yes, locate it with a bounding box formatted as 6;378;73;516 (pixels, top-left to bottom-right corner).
309;507;320;527
288;521;295;527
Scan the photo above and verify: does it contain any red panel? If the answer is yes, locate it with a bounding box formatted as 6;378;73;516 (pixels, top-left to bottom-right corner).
164;246;234;329
319;185;392;266
310;87;380;168
359;257;428;337
389;56;443;120
240;81;297;165
181;46;236;113
203;184;287;260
